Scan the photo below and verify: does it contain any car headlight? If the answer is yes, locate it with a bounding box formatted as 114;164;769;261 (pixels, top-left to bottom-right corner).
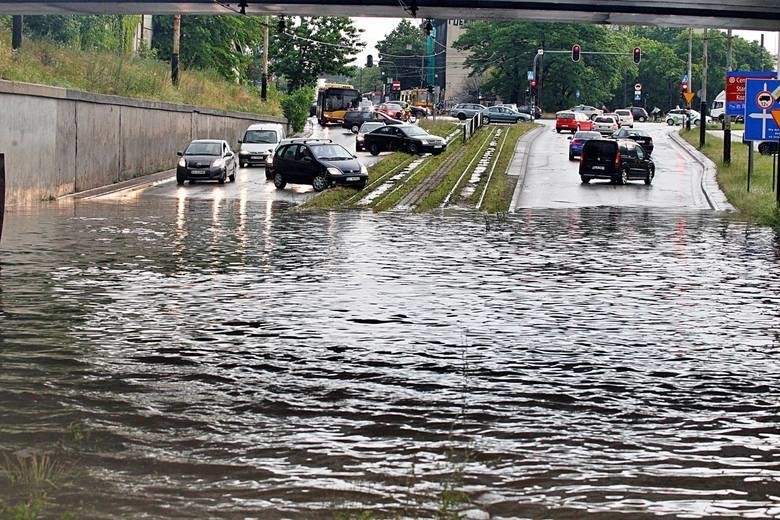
212;158;225;168
357;135;364;141
265;155;273;166
326;167;341;176
360;164;368;174
239;150;249;156
178;158;186;167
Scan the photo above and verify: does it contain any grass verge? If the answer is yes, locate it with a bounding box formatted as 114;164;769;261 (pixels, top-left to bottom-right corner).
0;28;282;117
479;124;534;212
413;127;496;212
680;129;780;226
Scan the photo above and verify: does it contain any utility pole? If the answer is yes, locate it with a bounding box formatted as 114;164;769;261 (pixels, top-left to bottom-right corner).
686;28;692;131
261;15;269;101
724;29;732;164
171;14;181;86
11;15;22;50
699;28;708;148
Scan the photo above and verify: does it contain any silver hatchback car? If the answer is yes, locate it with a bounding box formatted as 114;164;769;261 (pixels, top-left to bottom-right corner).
450;103;487;120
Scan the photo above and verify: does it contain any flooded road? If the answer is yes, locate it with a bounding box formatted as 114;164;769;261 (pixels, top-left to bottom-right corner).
2;198;780;519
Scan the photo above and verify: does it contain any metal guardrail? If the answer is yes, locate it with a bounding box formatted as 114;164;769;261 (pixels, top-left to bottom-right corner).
462;113;483;143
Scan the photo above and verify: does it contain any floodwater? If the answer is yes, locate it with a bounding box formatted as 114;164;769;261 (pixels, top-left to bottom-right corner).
2;198;780;519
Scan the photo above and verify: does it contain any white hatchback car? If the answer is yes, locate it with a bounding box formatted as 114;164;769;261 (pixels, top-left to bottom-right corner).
593;115;620;135
238;123;286;168
614;109;634;128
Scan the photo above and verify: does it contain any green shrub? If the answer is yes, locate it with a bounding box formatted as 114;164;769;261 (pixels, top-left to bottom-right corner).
281;86;315;133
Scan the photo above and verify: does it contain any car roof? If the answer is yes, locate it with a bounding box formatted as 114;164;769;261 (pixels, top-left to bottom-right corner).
190;139;224;144
246;123;284;130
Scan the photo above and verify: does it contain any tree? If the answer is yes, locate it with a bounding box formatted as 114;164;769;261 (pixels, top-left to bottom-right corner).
348;66;384;95
271;16;363;92
152;15;267;83
375;20;426;90
23;15;139;52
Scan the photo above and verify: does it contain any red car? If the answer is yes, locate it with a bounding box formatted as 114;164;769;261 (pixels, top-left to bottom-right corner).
556;111;593;133
377;103;409;122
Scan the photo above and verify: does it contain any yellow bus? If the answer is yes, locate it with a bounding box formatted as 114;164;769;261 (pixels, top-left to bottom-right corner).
400;88;435;112
316;83;361;126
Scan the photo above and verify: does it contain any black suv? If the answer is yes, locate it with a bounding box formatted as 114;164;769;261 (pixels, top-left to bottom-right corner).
627;106;649;122
267;139;367;191
579;139;655;185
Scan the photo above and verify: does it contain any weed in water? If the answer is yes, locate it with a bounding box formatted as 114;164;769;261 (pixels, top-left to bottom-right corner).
1;451;67;490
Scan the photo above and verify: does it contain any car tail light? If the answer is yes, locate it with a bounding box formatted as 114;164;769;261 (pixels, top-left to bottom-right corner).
614;151;621;170
580;150;585;165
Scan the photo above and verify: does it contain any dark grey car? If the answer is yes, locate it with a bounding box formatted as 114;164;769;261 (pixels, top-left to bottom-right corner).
450;103;487;120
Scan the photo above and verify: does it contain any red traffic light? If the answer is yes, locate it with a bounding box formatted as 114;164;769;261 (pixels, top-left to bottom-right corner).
632;46;641;64
681;82;688;92
571;44;581;62
530;80;537;88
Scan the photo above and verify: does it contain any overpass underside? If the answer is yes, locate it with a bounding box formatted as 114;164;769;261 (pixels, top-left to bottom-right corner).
1;0;779;31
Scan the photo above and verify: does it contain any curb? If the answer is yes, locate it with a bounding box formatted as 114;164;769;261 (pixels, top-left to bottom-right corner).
669;130;734;212
61;169;176;201
508;125;546;213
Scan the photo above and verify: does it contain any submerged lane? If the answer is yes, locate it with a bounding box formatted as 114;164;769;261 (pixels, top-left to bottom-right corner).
1;199;780;518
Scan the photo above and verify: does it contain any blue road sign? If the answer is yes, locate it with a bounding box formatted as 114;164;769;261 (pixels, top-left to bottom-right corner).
634;92;642;101
575;89;580;99
726;71;777;117
744;78;780;141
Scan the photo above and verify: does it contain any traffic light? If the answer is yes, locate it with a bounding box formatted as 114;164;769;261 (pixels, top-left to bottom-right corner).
530;80;537;94
681;82;688;94
571;44;581;62
426;84;434;94
632;46;641;64
366;54;373;68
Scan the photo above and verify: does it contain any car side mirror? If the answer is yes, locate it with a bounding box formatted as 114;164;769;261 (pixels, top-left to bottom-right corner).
237;139;243;144
177;151;183;157
567;136;572;140
352;154;357;159
225;152;232;158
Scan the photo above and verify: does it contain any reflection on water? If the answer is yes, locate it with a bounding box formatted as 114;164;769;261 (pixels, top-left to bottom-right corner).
2;199;780;518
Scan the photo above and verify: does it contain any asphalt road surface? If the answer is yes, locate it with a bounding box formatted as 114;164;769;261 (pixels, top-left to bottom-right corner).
514;119;712;209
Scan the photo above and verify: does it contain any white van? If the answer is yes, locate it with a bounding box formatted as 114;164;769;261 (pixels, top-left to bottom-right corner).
238;123;286;168
711;90;726;121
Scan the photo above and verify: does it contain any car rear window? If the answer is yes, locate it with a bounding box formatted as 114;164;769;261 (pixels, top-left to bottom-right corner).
594;117;614;123
557;112;575;119
583;140;617;160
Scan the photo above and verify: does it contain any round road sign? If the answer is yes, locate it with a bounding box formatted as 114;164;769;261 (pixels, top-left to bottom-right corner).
756;90;774;110
634;83;642;91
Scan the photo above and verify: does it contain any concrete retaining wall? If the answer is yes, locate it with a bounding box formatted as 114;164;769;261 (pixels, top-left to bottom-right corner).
0;80;286;205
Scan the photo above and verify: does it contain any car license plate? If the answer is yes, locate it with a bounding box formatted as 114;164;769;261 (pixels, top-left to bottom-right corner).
346;177;360;182
191;169;206;175
251;155;261;160
434;145;442;149
592;165;605;170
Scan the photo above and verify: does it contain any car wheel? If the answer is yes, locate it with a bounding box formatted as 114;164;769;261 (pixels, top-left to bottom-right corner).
176;174;185;185
408;142;420;155
369;143;381;156
312;173;329;192
666;118;675;126
568;153;575;161
351;124;360;133
409;115;417;124
229;169;236;183
580;176;590;184
638;116;646;122
273;172;286;189
457;113;466;120
484;117;490;124
218;170;226;184
590;114;597;121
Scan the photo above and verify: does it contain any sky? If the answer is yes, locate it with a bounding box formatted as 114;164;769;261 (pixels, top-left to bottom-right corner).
349;18;780;67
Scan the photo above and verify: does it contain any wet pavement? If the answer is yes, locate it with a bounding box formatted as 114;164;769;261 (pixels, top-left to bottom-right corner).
2;193;780;518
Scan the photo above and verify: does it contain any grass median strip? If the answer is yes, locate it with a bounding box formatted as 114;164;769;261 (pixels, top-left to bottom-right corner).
680;129;780;226
413;127;496;212
478;124;535;213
